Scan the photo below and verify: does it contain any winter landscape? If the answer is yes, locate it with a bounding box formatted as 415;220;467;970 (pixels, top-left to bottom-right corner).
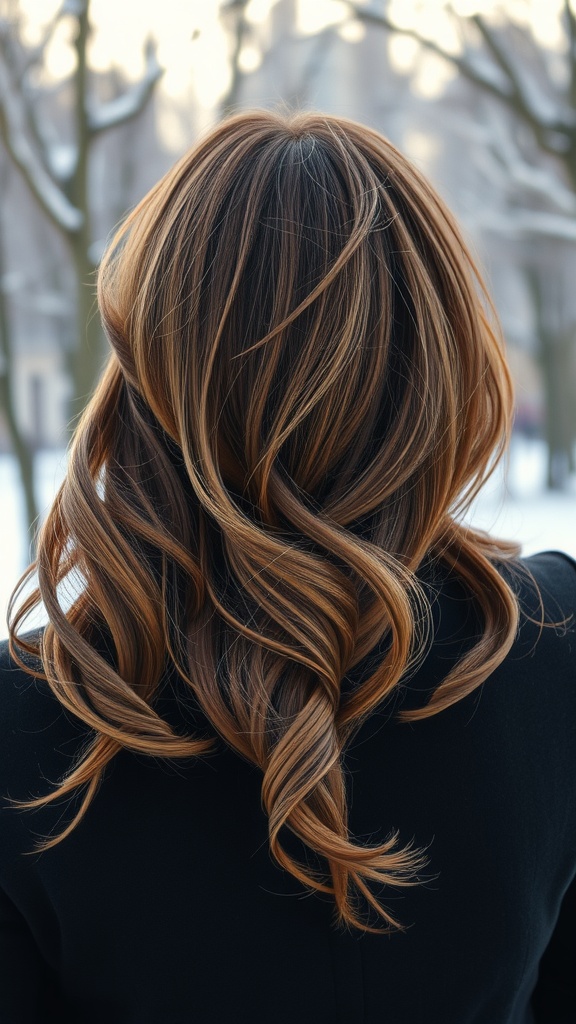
1;2;576;635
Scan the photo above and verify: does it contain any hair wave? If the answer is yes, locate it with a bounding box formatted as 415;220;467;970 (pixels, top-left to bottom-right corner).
8;109;520;933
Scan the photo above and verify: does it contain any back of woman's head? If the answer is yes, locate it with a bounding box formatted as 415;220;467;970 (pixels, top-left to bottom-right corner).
101;109;510;543
9;109;519;933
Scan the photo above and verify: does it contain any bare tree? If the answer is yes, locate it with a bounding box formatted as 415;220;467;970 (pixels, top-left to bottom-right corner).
345;2;576;181
345;1;576;488
0;0;163;547
0;0;162;414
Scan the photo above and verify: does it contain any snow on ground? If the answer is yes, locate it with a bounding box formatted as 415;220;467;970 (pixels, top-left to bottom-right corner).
0;439;574;640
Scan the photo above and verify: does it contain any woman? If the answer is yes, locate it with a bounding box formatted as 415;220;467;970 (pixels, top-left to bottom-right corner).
1;110;574;1024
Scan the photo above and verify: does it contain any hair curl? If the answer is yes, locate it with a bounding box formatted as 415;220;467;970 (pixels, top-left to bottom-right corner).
8;109;520;934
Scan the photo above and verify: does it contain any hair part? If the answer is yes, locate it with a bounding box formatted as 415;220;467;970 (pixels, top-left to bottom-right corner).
8;109;520;934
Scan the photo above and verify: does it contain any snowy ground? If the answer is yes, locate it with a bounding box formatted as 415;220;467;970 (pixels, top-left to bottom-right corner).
1;439;574;640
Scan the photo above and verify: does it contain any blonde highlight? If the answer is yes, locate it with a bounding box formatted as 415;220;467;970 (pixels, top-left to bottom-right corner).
8;109;520;934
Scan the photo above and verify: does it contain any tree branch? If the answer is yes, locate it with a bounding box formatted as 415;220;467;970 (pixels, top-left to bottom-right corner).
10;3;67;89
470;15;531;103
471;14;573;144
0;58;83;234
87;38;163;135
344;4;514;99
0;17;58;182
456;107;576;219
435;101;576;246
345;2;575;155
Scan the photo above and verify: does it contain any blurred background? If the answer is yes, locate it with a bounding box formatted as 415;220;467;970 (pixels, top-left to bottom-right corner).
1;0;575;637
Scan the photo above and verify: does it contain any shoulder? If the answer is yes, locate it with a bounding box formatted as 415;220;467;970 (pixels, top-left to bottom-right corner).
0;632;89;808
514;549;576;615
0;630;57;734
504;550;576;663
484;551;576;734
397;549;576;719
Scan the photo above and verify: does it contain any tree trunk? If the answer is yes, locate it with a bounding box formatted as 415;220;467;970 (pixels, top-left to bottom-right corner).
66;1;106;420
69;239;106;419
538;331;573;490
526;265;574;490
0;267;38;552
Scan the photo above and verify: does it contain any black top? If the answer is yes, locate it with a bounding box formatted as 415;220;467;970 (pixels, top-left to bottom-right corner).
1;550;575;1024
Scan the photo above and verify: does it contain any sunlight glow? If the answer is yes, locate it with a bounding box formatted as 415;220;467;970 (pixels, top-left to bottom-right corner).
246;0;276;23
296;0;348;35
531;0;565;47
19;0;232;108
387;25;456;97
413;52;456;98
15;0;570;118
238;45;263;73
388;34;420;72
404;129;440;163
338;19;366;44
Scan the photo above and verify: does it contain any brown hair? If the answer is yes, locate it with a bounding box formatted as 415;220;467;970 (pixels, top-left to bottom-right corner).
8;109;519;933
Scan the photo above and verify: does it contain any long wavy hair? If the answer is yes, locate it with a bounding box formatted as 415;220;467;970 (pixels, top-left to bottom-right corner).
8;109;520;934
